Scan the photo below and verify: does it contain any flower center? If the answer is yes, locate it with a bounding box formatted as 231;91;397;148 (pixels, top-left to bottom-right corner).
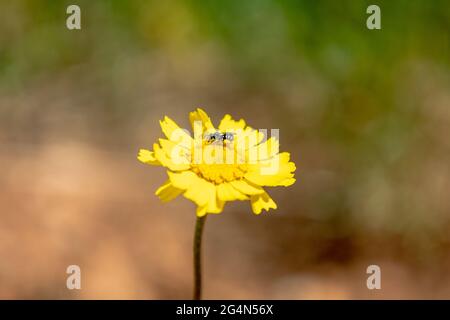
192;163;248;184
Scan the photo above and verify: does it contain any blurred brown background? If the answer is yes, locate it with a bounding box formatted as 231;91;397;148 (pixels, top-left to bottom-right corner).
0;0;449;299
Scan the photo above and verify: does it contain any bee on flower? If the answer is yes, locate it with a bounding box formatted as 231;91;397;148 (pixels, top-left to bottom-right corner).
137;108;296;216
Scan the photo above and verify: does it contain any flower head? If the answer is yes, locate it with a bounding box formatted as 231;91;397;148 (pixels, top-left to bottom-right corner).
138;108;296;216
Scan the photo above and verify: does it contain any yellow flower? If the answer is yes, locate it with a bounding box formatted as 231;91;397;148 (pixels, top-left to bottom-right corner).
138;108;296;216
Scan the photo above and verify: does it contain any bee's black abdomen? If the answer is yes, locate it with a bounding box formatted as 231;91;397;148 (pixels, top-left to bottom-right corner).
223;133;234;141
205;131;234;143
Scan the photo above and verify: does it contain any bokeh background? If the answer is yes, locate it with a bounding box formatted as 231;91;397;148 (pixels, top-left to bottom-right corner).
1;0;449;299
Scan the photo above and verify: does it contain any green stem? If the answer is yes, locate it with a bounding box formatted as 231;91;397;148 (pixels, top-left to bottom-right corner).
193;215;207;300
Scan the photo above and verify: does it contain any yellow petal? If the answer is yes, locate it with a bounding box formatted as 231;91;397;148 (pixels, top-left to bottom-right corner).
155;180;183;202
234;127;265;153
168;171;225;215
167;170;198;189
159;138;191;166
160;116;192;143
189;108;215;133
196;205;208;217
196;198;225;216
229;179;264;195
137;149;160;165
153;143;191;171
218;114;246;131
168;171;213;207
184;181;215;207
245;152;296;187
206;193;225;214
217;182;248;201
250;192;277;214
191;183;224;215
250;137;280;160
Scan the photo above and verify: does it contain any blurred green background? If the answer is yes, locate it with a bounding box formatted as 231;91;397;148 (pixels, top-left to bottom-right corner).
0;0;449;298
